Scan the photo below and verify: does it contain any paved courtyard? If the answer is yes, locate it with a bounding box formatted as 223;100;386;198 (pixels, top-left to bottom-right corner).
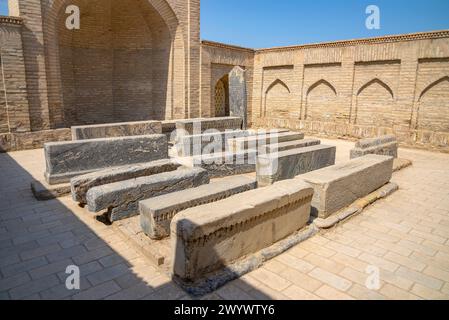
1;138;449;300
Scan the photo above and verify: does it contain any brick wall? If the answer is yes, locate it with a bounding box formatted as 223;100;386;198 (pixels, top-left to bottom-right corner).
250;31;449;152
1;1;449;152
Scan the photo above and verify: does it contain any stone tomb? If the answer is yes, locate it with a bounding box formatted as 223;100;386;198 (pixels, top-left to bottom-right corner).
175;117;243;137
350;135;398;159
177;130;249;157
170;179;314;282
177;129;291;157
257;144;336;187
229;131;304;152
71;121;162;140
140;175;257;239
71;159;181;205
86;168;210;222
44;135;168;185
265;138;321;153
176;149;257;178
297;154;394;218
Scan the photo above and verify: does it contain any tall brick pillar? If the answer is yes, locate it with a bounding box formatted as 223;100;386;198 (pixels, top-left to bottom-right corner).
11;0;51;131
186;0;201;118
0;17;31;133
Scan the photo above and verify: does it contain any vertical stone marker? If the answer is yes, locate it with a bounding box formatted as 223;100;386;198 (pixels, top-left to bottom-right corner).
229;66;247;129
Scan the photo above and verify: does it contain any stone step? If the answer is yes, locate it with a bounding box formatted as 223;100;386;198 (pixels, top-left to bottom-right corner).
257;144;336;187
265;138;321;153
71;159;181;205
86;168;210;222
296;154;394;219
139;175;257;239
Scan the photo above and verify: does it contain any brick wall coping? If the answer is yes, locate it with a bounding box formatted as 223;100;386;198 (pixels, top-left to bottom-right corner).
256;30;449;53
0;15;23;25
203;30;449;54
201;40;255;53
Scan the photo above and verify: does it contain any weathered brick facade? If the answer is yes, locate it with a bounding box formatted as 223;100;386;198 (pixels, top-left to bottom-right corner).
0;1;448;152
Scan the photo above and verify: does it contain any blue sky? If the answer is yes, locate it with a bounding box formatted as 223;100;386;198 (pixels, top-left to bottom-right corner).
1;0;448;48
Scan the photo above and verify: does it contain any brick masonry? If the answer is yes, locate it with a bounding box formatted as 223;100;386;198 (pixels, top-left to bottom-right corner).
0;2;448;152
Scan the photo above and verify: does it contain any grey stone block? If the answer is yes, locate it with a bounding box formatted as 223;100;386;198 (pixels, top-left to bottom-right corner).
170;179;314;282
177;130;249;157
140;175;257;239
86;168;210;222
297;154;394;218
176;117;243;137
71;159;181;205
229;131;304;152
229;67;248;129
177;150;257;178
162;119;187;143
257;144;336;187
31;181;71;201
71;121;162;140
44;135;168;185
265;138;321;153
350;135;398;159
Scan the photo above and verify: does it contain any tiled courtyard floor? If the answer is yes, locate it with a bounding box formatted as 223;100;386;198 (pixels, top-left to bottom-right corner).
1;138;449;300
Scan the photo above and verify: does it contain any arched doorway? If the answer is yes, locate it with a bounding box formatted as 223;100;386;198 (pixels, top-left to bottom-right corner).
214;75;229;117
55;0;177;126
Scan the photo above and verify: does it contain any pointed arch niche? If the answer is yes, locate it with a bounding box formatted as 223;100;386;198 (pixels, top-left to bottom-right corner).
264;79;291;118
304;79;338;121
416;76;449;132
354;78;395;126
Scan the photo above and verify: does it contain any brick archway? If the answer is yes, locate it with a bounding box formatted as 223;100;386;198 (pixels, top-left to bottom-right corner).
43;0;185;127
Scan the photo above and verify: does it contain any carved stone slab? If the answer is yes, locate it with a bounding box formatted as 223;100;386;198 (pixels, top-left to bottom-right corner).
86;168;209;222
170;179;314;282
229;131;304;152
71;121;162;140
257;144;336;187
297;154;394;218
140;175;257;239
71;159;181;204
44;135;167;185
350;135;398;159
